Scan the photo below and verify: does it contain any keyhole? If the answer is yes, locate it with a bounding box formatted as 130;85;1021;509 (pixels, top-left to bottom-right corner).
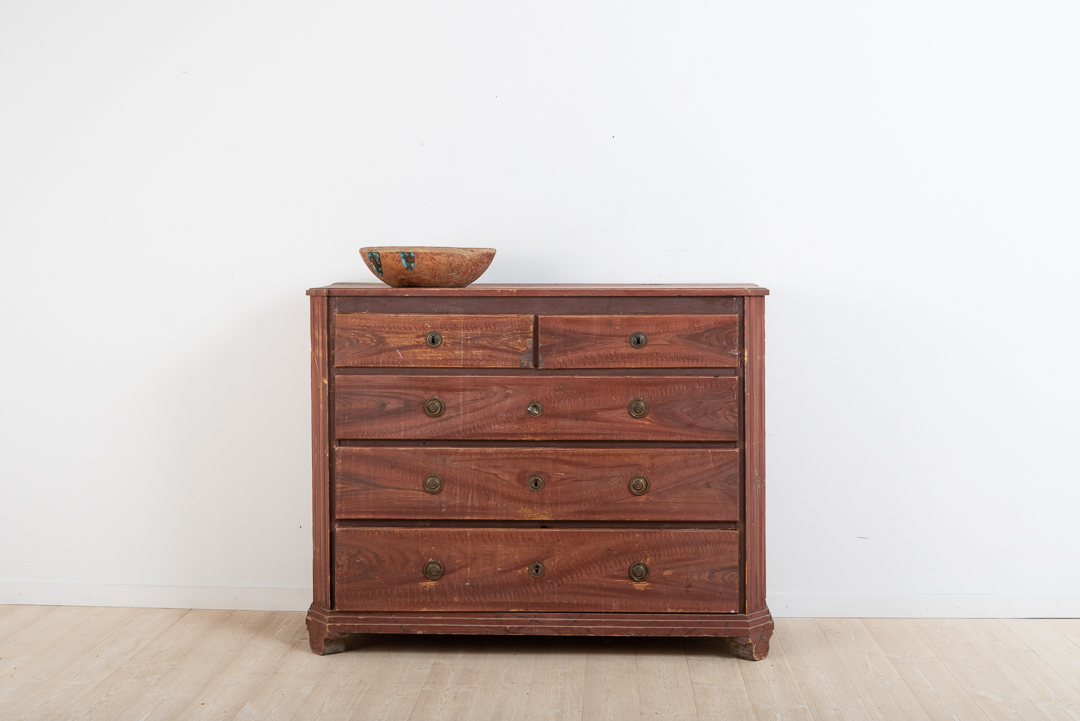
629;332;647;349
425;331;442;348
528;474;545;491
529;561;546;578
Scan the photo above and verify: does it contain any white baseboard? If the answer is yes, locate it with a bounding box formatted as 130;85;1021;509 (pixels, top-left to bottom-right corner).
0;582;310;612
2;584;1078;617
769;594;1080;618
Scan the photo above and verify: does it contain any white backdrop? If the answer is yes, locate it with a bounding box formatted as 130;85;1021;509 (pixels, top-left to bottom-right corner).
2;1;1078;617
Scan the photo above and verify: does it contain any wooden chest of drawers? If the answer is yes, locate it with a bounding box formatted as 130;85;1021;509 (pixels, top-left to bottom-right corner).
305;283;772;660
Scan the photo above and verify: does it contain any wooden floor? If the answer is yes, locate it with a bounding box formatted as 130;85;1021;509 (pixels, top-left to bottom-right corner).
1;606;1078;720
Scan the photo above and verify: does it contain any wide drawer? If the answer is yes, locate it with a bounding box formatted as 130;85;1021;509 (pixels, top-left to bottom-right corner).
334;528;740;613
334;375;739;441
334;313;533;368
335;447;740;521
539;314;740;368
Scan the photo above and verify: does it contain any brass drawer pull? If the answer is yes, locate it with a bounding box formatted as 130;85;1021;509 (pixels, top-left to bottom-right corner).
528;561;546;578
425;331;443;348
629;475;649;495
423;474;443;494
423;560;444;580
526;400;544;417
629;331;648;349
527;474;545;491
628;398;649;418
424;397;445;417
629;562;650;582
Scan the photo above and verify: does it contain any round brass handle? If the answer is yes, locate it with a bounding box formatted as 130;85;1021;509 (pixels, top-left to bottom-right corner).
423;474;443;494
629;562;650;582
628;398;649;418
424;397;445;417
527;474;545;492
423;560;444;580
629;332;648;349
528;561;546;578
526;400;544;417
425;331;443;348
629;475;649;495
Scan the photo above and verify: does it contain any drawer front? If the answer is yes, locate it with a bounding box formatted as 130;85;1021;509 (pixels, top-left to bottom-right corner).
334;313;533;368
539;314;739;368
335;447;740;521
334;375;739;441
334;528;740;613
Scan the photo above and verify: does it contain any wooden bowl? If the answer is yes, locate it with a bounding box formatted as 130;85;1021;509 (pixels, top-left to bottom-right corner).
359;246;495;288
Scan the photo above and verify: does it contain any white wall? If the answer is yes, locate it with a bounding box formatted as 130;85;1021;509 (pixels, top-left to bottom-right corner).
2;1;1078;617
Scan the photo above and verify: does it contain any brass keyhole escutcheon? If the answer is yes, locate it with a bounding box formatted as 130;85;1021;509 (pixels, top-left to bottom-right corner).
527;474;545;492
424;397;445;417
629;562;650;582
629;475;649;495
425;331;443;348
423;474;443;494
528;561;546;578
424;560;444;580
526;400;544;417
629;332;648;349
628;398;649;418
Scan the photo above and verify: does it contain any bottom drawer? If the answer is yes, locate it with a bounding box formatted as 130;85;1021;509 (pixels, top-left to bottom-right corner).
334;528;740;613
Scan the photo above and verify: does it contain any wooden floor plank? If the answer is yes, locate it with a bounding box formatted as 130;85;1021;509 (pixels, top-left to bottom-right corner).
462;637;537;721
816;618;932;721
2;606;152;717
340;635;441;721
1004;620;1080;698
863;618;989;721
4;605;1079;721
0;605;59;644
284;631;403;720
13;607;186;721
65;609;253;720
179;611;305;719
581;638;643;721
780;617;875;721
519;637;587;720
739;629;815;721
684;638;756;721
403;636;491;720
634;638;698;719
956;619;1080;721
0;606;110;692
913;619;1048;721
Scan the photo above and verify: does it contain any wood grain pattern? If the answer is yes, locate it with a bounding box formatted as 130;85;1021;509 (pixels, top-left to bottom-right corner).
333;528;740;613
334;375;739;441
310;283;770;296
334;313;533;368
744;295;766;614
539;314;739;368
310;296;331;610
334;446;740;521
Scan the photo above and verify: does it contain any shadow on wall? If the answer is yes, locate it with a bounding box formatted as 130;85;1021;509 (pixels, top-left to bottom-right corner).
148;295;312;592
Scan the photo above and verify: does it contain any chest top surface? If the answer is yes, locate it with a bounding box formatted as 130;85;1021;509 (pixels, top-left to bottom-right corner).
308;283;769;296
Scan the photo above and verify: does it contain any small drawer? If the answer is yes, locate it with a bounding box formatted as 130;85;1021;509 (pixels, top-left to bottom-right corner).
334;528;740;613
334;313;533;368
538;314;739;368
335;447;740;521
334;375;739;441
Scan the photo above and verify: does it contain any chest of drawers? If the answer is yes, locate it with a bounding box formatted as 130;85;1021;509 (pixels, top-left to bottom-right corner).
305;283;772;660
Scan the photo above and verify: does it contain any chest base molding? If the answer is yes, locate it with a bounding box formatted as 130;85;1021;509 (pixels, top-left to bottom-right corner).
306;603;774;661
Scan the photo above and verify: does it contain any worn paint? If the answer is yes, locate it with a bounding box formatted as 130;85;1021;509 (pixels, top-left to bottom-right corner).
367;251;383;276
400;251;415;270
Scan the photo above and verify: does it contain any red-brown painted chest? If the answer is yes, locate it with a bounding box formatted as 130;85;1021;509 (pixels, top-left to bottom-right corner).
306;284;772;660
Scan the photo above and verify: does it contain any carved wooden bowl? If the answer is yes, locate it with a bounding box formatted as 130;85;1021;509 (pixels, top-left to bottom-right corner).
360;246;496;288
